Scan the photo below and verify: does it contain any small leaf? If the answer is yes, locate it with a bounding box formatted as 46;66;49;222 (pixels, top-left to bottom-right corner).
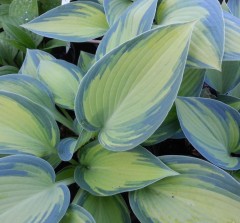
38;59;83;109
19;49;55;78
0;155;70;222
130;174;240;223
217;95;240;111
176;97;240;170
229;82;240;98
21;2;109;42
73;189;130;223
77;51;95;74
96;0;158;60
60;204;96;223
75;22;194;151
205;61;240;94
74;141;177;196
0;91;60;158
156;0;224;70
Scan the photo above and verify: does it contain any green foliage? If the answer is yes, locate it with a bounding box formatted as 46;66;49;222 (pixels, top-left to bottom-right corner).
0;0;240;222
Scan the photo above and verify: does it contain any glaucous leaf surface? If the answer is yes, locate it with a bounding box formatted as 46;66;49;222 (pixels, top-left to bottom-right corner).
130;175;240;223
228;0;240;18
73;189;130;223
60;204;96;223
75;22;194;151
19;49;55;78
96;0;158;60
223;12;240;61
21;2;109;42
229;82;240;98
74;141;177;196
144;68;205;145
156;0;224;70
103;0;132;26
0;155;70;223
217;95;240;111
176;97;240;170
38;59;83;109
0;91;59;158
205;61;240;94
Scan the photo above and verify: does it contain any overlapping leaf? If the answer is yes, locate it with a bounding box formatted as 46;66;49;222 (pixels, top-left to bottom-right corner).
77;51;95;74
73;189;130;223
0;91;59;158
228;0;240;18
38;59;83;109
130;175;240;223
229;82;240;98
156;0;224;70
144;68;205;145
0;155;70;222
74;141;177;196
96;0;158;60
176;97;240;170
19;49;55;78
75;22;194;151
21;2;109;42
60;204;95;223
205;61;240;94
217;95;240;111
103;0;132;26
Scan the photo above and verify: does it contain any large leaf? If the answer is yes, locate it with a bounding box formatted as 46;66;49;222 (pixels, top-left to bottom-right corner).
73;189;130;223
130;174;240;223
228;0;240;18
0;91;60;158
144;68;205;145
96;0;158;60
223;12;240;61
205;61;240;94
229;82;240;98
0;155;70;222
19;49;55;78
156;0;224;70
176;97;240;170
21;2;109;42
38;59;83;109
60;204;95;223
74;141;177;196
75;22;194;151
103;0;132;26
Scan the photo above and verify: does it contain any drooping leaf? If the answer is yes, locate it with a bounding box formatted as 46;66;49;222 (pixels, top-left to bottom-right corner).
73;189;130;223
74;141;177;196
77;51;95;74
21;2;109;42
130;174;240;223
176;97;240;170
223;12;240;61
0;91;60;158
19;49;55;78
228;0;240;18
156;0;224;70
103;0;132;26
0;155;70;222
60;204;96;223
38;59;83;109
205;61;240;94
96;0;158;60
144;68;205;145
75;22;194;151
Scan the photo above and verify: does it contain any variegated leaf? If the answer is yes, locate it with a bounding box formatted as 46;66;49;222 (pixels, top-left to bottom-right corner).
217;95;240;112
130;174;240;223
21;2;109;42
77;51;95;74
0;155;70;223
229;82;240;98
73;189;130;223
96;0;158;60
176;97;240;170
75;22;194;151
38;59;83;109
156;0;224;70
74;141;177;196
228;0;240;18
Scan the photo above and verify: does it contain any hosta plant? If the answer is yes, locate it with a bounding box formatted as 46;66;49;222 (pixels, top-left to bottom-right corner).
0;0;240;222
